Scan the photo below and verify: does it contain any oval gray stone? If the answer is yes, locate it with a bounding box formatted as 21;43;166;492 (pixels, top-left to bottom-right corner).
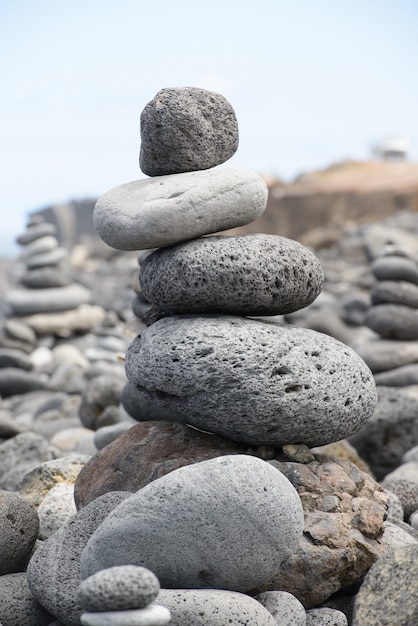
125;316;377;447
371;280;418;308
371;256;418;284
256;591;307;625
365;304;418;339
0;572;54;626
93;168;268;250
19;235;58;260
140;234;324;315
21;266;72;289
16;221;57;245
139;87;239;176
80;455;304;592
78;565;160;611
0;490;39;575
80;605;171;626
7;284;91;316
157;589;277;626
26;246;68;268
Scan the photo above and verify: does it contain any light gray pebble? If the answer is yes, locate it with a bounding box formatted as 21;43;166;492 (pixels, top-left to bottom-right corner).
80;605;171;626
381;521;418;551
80;455;304;592
79;375;125;430
21;266;72;288
384;489;404;522
17;221;57;244
19;235;58;260
7;284;91;315
256;590;306;625
0;348;33;370
37;482;77;539
125;315;377;447
374;364;418;386
139;86;238;176
366;304;418;339
78;565;160;611
371;279;418;308
4;319;37;344
0;431;53;490
93;168;268;251
94;422;135;450
306;607;348;625
157;589;277;625
26;246;68;268
140;234;324;316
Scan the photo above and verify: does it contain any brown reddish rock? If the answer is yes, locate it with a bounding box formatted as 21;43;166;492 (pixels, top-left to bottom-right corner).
74;421;248;509
251;455;388;608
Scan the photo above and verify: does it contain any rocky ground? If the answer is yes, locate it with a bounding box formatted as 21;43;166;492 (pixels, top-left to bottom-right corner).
1;206;418;625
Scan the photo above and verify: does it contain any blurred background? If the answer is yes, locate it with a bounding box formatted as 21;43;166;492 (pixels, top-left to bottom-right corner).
1;0;418;255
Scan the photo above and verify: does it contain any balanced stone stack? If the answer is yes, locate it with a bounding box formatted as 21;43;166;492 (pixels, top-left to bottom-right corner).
76;87;384;621
359;245;418;387
5;215;105;338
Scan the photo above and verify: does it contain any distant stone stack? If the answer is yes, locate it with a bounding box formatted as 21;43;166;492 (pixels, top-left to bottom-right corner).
5;215;105;338
360;245;418;386
74;88;385;619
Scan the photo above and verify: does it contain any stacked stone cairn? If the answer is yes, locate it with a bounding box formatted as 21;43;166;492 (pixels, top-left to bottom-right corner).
49;87;387;624
360;244;418;387
5;214;105;339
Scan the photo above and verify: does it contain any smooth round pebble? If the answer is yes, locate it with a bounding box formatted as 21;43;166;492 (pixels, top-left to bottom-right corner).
19;235;58;260
78;565;160;611
256;590;306;625
80;605;171;626
0;368;47;397
7;284;91;315
125;315;377;447
26;246;68;268
140;234;324;315
371;280;418;308
365;304;418;339
16;221;57;244
80;455;304;592
139;86;238;176
21;266;71;288
93;168;268;250
371;255;418;284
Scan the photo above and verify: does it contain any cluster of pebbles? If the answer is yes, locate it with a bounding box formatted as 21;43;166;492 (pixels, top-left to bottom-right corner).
2;88;418;625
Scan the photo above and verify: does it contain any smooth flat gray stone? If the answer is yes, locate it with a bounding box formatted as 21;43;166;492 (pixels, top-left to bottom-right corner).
371;280;418;308
0;368;47;397
371;255;418;284
0;348;33;370
374;364;418;386
17;222;57;245
80;455;304;592
80;605;171;626
157;589;277;625
21;266;72;288
139;87;238;176
7;284;91;315
93;168;268;250
365;304;418;339
19;235;58;260
125;315;377;447
4;319;37;344
26;246;68;268
140;234;324;315
356;339;418;373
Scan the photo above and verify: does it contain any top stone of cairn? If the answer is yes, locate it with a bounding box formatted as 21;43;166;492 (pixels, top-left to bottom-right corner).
139;87;239;176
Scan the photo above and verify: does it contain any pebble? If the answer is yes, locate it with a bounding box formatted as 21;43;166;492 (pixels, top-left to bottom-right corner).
374;363;418;386
78;374;125;430
306;607;348;625
0;367;47;397
356;338;418;373
4;318;37;344
19;234;59;260
0;431;53;490
371;279;418;307
37;482;77;539
16;221;57;244
365;303;418;339
352;545;418;625
21;266;71;288
125;315;377;447
19;304;106;337
80;606;171;626
121;381;172;421
0;490;39;574
140;234;324;315
80;455;304;592
93;421;135;450
156;589;277;626
93;168;268;250
381;521;418;550
78;565;160;611
255;590;307;625
139;86;238;176
0;347;33;369
27;491;131;626
26;246;68;268
371;255;418;284
74;421;247;509
7;284;91;315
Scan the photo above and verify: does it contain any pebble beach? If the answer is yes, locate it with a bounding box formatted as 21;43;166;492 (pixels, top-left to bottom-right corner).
2;87;418;625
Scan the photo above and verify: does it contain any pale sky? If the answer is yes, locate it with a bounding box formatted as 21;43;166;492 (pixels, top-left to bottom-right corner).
1;0;418;255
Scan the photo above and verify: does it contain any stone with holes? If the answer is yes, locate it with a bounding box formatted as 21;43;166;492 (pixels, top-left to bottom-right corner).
125;315;377;447
140;234;323;316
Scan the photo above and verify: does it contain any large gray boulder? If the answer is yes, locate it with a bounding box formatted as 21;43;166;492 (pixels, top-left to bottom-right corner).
125;315;377;447
80;455;304;592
